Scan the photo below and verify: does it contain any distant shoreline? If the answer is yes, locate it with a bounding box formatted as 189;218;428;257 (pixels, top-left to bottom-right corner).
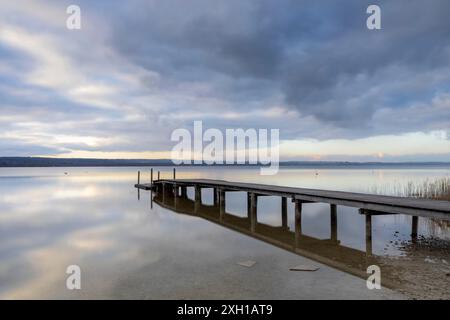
0;157;449;168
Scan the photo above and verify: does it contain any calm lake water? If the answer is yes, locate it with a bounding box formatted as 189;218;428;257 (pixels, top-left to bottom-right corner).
0;166;449;299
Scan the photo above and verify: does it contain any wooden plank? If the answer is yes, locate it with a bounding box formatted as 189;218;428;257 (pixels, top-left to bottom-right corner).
134;183;153;190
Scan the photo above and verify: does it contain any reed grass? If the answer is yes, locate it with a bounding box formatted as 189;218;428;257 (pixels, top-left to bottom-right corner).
368;177;450;200
404;177;450;200
368;177;450;234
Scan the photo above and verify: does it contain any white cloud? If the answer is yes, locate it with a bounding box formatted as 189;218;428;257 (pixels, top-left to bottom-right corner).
281;130;450;160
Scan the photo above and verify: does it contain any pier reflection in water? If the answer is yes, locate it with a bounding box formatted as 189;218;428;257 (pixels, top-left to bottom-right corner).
150;184;400;284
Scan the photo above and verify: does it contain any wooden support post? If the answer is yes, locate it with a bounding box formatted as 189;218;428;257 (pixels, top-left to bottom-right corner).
213;188;218;206
194;185;201;213
365;213;373;256
281;197;287;229
194;197;200;213
295;199;302;246
137;171;140;184
172;183;177;195
195;185;201;203
157;171;160;180
250;193;258;233
219;189;225;221
247;193;251;218
173;168;176;180
150;168;153;185
181;186;187;198
330;204;337;241
150;189;153;209
174;184;178;208
162;183;166;203
411;216;418;241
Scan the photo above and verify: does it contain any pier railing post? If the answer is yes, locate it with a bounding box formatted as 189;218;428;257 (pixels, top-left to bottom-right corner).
150;168;153;185
173;168;176;180
137;171;140;184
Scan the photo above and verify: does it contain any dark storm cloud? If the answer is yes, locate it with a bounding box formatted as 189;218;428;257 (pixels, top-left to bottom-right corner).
106;0;450;130
1;0;449;159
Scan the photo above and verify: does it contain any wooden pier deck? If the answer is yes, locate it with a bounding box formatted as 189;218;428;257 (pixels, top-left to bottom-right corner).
136;178;450;220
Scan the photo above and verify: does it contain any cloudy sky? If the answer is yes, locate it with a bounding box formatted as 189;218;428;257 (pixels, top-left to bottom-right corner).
0;0;449;161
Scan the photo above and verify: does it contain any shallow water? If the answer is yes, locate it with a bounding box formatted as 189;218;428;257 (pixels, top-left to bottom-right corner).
0;166;449;299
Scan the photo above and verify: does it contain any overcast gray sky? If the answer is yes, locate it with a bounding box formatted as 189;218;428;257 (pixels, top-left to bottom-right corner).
0;0;449;161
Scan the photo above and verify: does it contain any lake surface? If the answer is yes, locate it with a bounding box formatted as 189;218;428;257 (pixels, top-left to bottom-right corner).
0;166;449;299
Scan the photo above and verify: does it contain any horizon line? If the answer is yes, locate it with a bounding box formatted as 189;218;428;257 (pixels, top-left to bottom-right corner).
1;156;450;165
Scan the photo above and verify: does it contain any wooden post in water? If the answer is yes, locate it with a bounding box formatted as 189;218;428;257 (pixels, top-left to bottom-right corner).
181;186;187;198
195;185;201;202
173;168;176;180
213;188;218;206
150;189;153;209
281;197;287;229
150;168;153;185
295;199;302;246
365;213;373;256
247;193;251;218
174;184;178;208
330;204;337;242
137;171;141;200
411;216;418;241
219;189;225;220
157;171;160;180
250;193;258;233
194;185;201;213
173;183;177;196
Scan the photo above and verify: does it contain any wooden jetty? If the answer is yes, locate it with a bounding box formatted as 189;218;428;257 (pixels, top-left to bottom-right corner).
135;171;449;289
136;178;450;220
